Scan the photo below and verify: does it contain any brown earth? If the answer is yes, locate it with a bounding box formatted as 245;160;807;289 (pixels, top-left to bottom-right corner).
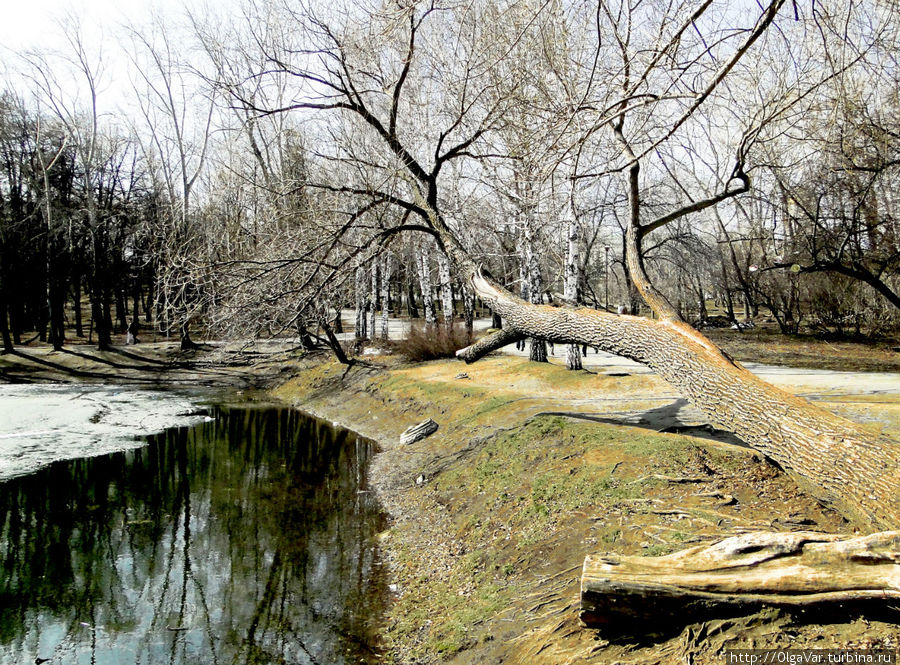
0;339;302;388
704;327;900;373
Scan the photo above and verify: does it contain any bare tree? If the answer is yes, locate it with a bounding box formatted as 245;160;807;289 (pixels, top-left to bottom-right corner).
223;0;900;528
127;13;217;349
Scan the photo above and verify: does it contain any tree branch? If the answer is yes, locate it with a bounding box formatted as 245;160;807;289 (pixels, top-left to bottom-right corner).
456;327;525;363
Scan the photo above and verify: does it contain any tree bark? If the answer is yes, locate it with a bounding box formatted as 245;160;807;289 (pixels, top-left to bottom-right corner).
417;241;436;325
462;285;475;333
0;275;11;353
354;263;367;340
581;531;900;630
437;249;453;325
73;275;84;337
369;258;378;341
564;195;583;370
381;252;392;339
461;269;900;529
522;213;548;362
406;267;420;319
321;320;352;365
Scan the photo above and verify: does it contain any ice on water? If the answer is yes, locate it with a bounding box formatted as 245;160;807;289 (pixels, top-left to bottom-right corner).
0;385;206;481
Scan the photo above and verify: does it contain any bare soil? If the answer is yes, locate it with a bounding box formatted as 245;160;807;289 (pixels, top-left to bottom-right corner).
0;339;301;389
705;326;900;373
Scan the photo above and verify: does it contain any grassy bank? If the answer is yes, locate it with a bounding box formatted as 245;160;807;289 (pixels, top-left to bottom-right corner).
274;355;900;664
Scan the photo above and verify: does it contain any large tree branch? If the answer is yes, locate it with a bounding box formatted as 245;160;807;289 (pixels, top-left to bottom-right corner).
456;327;525;363
389;12;417;137
459;265;900;531
641;170;750;236
613;115;684;322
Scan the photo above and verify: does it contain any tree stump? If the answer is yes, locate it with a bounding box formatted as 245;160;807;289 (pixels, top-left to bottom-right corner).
400;418;438;445
581;531;900;632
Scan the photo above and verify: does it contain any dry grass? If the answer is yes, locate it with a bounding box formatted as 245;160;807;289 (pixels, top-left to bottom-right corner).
706;325;900;372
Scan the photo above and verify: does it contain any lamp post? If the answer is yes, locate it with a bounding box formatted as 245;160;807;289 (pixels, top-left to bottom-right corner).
604;245;610;311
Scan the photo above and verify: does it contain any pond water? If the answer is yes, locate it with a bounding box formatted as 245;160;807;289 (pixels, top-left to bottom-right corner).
0;406;385;665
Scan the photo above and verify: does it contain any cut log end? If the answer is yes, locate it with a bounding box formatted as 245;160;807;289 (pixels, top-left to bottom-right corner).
581;531;900;633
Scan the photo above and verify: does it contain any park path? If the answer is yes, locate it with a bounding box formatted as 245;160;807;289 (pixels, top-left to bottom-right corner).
336;310;900;399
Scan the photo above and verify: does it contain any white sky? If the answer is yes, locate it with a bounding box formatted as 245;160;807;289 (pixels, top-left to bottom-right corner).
0;0;200;51
0;0;234;113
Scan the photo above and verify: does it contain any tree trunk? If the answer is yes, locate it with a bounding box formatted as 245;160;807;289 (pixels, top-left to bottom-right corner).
437;250;453;324
529;338;548;362
461;270;900;530
369;258;378;340
462;285;474;334
564;199;582;370
115;285;129;333
91;232;112;351
581;531;900;631
417;241;436;325
381;253;392;339
491;309;502;329
354;263;367;340
321;320;352;365
73;275;84;337
0;274;12;354
522;213;548;362
332;305;343;334
179;321;199;351
406;268;420;319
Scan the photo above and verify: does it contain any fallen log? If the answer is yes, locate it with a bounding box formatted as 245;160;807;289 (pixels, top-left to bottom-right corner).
581;531;900;632
400;418;439;445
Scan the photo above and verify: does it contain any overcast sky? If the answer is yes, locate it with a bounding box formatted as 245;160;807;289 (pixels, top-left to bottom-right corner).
8;0;235;49
0;0;230;111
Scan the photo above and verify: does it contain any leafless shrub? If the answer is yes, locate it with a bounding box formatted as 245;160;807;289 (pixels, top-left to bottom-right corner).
390;323;473;362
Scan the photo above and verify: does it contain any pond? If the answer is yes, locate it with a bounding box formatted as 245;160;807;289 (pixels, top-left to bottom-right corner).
0;405;386;665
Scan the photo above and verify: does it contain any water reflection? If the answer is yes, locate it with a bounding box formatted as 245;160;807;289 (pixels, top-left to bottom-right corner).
0;407;385;664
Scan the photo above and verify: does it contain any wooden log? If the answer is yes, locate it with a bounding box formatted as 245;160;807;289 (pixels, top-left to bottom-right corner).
400;418;438;445
581;531;900;631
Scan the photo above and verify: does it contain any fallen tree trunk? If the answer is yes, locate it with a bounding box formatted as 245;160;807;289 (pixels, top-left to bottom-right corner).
581;531;900;630
454;268;900;530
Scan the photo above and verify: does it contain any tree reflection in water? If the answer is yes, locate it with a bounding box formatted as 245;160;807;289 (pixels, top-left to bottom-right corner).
0;407;385;664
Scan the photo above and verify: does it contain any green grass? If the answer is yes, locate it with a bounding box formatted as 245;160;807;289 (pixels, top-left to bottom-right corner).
386;414;736;662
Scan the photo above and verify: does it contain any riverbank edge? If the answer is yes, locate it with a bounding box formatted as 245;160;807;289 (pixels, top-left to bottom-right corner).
269;354;900;665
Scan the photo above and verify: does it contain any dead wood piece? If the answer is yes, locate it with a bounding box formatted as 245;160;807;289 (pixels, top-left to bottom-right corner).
581;531;900;631
400;418;439;445
695;490;737;506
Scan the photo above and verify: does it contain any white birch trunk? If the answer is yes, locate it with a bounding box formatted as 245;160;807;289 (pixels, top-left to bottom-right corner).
437;250;453;324
381;252;392;339
462;285;475;333
523;212;547;362
418;241;437;325
369;258;378;340
564;193;582;370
